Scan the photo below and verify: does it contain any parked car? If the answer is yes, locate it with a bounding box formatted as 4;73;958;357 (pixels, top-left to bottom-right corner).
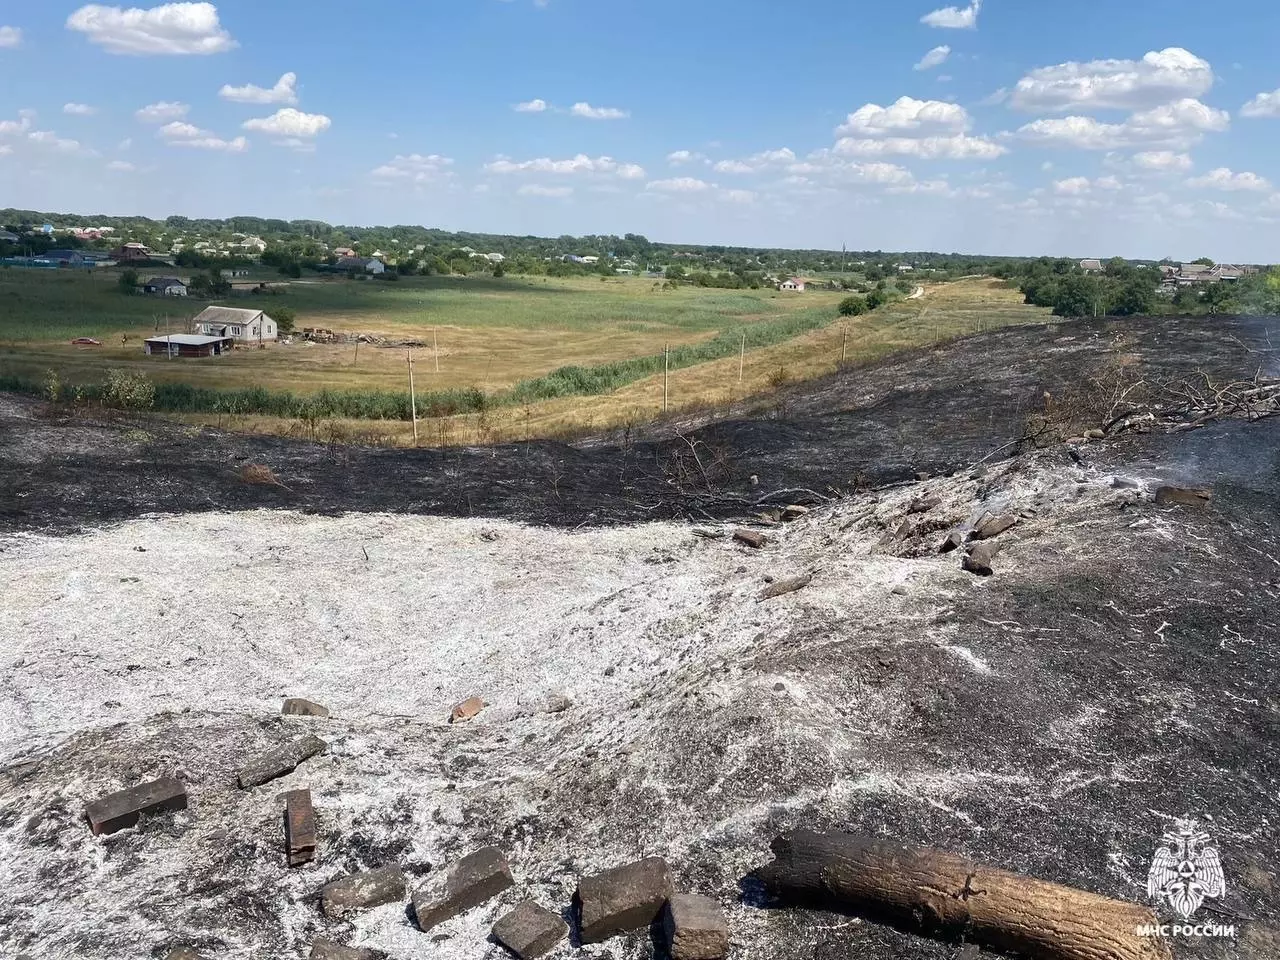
70;337;102;346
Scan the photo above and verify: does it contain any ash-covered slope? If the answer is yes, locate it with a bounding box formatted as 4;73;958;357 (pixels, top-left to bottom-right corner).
1;314;1278;960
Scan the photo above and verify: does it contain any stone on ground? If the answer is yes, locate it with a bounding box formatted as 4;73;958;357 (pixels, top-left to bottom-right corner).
449;696;485;724
973;514;1017;541
309;939;386;960
283;698;330;718
491;900;569;960
732;530;768;549
237;735;327;789
760;575;812;601
664;894;729;960
321;864;406;919
1155;486;1212;507
963;541;1000;577
413;845;514;932
84;777;187;836
575;856;674;943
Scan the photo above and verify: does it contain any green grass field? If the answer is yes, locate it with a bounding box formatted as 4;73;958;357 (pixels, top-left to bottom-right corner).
0;266;1052;443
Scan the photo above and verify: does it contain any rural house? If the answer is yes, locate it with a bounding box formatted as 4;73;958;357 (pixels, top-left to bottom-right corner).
143;334;234;358
779;278;806;292
191;306;278;343
143;277;188;297
334;247;357;258
111;242;151;262
334;256;386;275
1080;259;1103;273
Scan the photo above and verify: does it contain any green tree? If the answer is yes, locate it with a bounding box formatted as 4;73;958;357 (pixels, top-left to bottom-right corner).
1201;282;1236;316
117;268;138;294
838;295;868;317
271;306;297;334
1192;256;1215;267
1110;277;1156;316
865;288;887;310
493;263;505;278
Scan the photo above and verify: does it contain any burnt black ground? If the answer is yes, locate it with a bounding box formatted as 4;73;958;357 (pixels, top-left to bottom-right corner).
2;313;1279;960
0;314;1274;535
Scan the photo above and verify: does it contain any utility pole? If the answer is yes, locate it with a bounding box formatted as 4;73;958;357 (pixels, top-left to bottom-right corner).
841;325;848;366
407;348;419;445
434;326;440;373
354;338;359;367
738;332;746;383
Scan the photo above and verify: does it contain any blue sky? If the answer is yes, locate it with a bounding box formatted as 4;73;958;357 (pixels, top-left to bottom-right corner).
4;1;1280;260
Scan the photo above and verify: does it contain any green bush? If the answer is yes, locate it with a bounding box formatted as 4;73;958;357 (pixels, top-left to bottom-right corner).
101;370;156;410
838;295;868;317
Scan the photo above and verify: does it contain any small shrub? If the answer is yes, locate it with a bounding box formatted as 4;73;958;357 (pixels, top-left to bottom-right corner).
838;295;868;317
101;370;155;410
767;366;791;390
42;369;61;403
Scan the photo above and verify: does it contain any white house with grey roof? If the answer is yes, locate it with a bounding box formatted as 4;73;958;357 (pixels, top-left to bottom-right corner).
191;306;278;343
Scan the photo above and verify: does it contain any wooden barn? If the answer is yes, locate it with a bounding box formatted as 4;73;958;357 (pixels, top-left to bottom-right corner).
143;334;234;358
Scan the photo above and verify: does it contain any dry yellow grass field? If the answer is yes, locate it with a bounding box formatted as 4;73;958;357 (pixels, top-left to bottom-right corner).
183;278;1051;446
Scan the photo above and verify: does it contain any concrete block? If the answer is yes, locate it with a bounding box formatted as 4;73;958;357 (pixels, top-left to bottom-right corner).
85;778;187;836
576;857;674;943
491;900;569;959
413;846;514;931
321;864;406;919
237;735;326;789
664;894;729;960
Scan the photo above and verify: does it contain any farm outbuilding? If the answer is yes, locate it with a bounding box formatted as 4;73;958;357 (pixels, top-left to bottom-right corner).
191;306;278;343
143;334;234;358
143;277;188;296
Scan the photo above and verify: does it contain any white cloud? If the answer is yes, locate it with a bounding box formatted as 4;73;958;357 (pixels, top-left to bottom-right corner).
1052;175;1122;195
834;135;1006;160
570;102;628;120
371;153;455;182
484;154;644;178
920;0;981;29
173;135;247;152
219;72;298;105
1017;99;1228;150
837;96;970;137
107;160;136;171
646;177;713;193
1241;89;1280;119
136;101;189;123
242;108;331;139
158;119;247;151
1132;150;1193;172
518;184;573;197
514;98;548;113
158;120;207;139
63;103;98;116
667;150;705;165
66;2;236;55
914;45;951;71
1010;48;1213;112
0;26;22;48
713;147;795;173
28;131;87;154
720;189;756;204
1186;167;1272;192
0;116;32;136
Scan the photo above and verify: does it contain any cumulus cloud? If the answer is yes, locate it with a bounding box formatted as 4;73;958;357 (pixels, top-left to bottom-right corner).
1186;167;1272;192
1017;99;1229;150
518;184;573;197
0;26;22;48
1010;47;1213;112
837;96;970;137
107;160;136;171
219;72;298;105
27;131;88;154
157;119;246;151
712;148;795;173
920;0;981;29
833;135;1006;160
1052;176;1122;195
667;150;706;166
514;98;548;113
171;134;247;151
1241;89;1280;118
371;153;455;182
720;189;757;204
66;2;236;55
646;177;713;193
1132;150;1193;172
914;45;951;71
135;101;189;123
484;154;644;178
242;108;331;139
570;102;628;120
63;103;98;116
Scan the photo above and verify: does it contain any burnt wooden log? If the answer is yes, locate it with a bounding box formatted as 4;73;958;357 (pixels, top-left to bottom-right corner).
755;830;1171;960
85;778;187;836
285;789;316;867
237;735;327;789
